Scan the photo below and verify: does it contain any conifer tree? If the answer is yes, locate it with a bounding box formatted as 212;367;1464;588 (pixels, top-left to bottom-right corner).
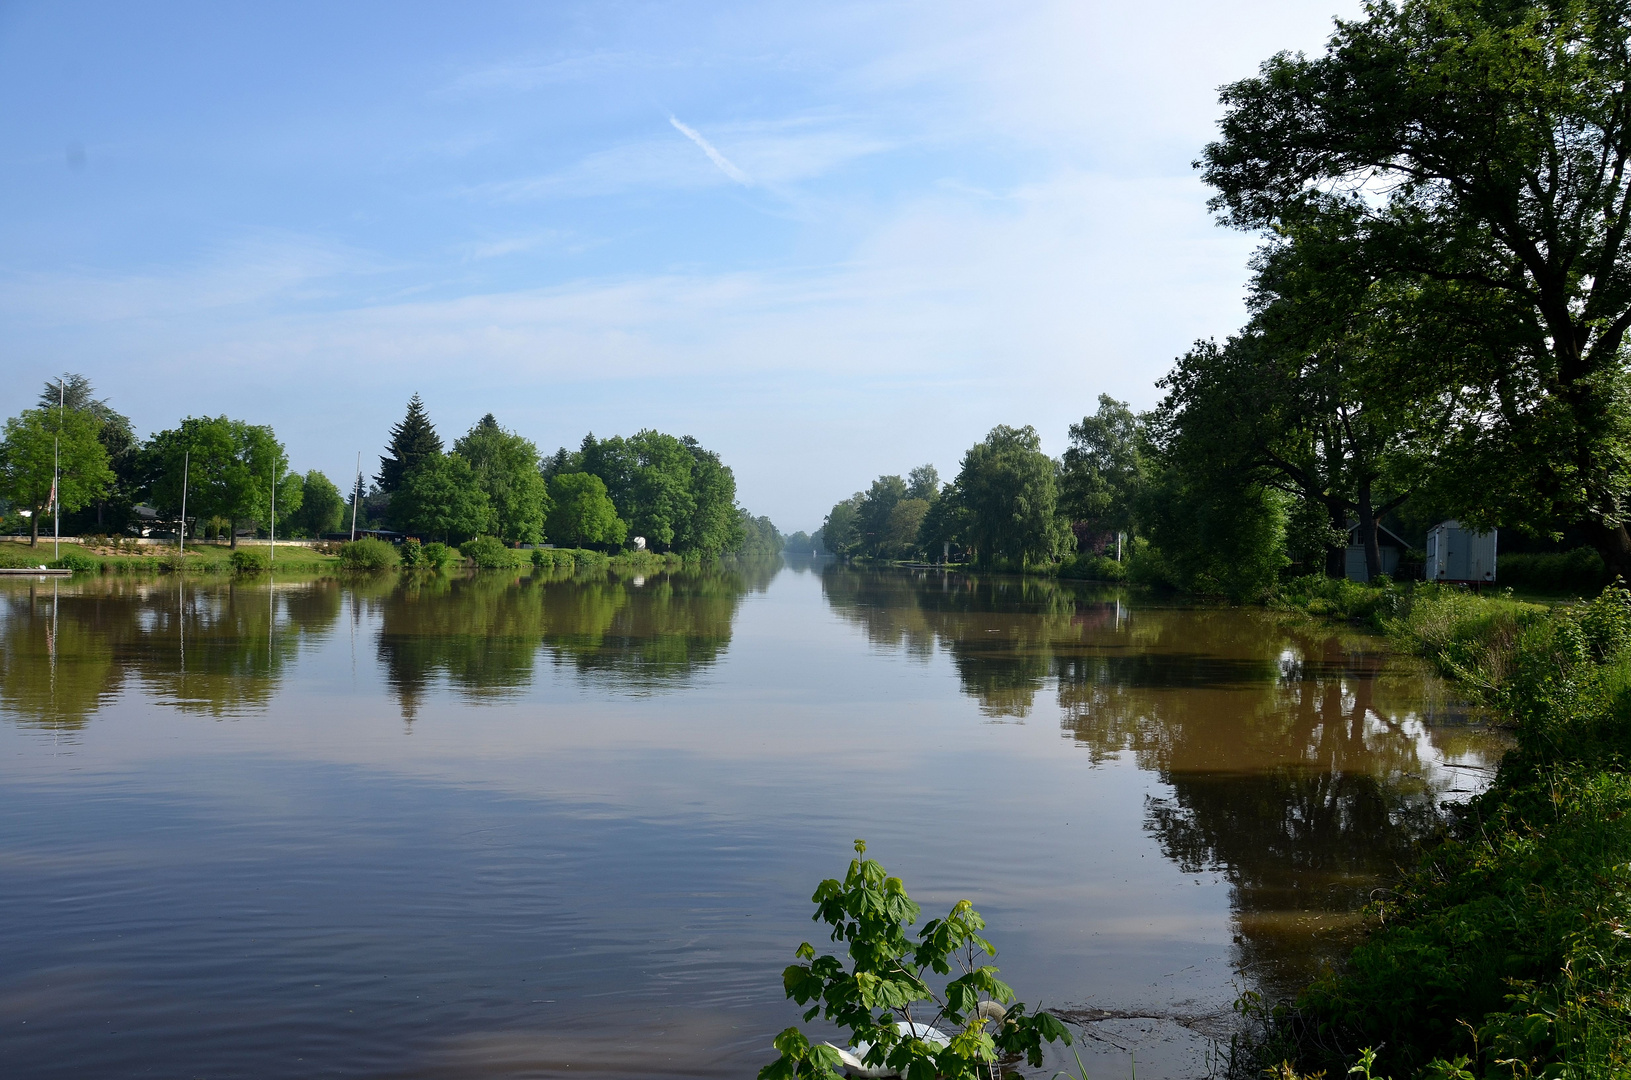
377;394;442;495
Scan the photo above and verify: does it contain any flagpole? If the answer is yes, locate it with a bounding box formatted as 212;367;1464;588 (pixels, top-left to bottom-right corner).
179;450;189;557
269;456;277;566
349;451;361;541
53;377;62;560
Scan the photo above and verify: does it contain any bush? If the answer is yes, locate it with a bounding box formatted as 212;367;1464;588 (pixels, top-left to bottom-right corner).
461;535;519;569
48;552;99;573
1055;551;1128;581
420;541;451;570
531;547;574;571
338;537;397;570
1499;546;1609;594
229;549;268;573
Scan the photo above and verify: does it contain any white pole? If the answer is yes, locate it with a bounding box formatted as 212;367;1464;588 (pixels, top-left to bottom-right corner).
53;377;62;560
269;457;277;565
349;451;361;541
179;450;189;557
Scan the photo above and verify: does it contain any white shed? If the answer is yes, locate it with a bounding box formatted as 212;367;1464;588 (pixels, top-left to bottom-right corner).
1425;520;1497;583
1345;522;1410;583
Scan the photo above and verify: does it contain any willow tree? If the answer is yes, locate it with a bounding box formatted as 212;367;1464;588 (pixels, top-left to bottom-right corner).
1203;0;1631;575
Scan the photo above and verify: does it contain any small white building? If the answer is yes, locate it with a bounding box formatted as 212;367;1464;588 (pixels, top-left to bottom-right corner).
1344;522;1410;583
1425;520;1497;583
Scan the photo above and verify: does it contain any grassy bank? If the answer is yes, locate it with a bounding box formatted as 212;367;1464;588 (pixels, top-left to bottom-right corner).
1241;581;1631;1079
0;538;341;574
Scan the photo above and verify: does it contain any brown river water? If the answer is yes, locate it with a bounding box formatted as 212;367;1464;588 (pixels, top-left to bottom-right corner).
0;559;1505;1079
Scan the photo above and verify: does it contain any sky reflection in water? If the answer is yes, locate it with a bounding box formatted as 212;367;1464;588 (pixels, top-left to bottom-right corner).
0;562;1502;1079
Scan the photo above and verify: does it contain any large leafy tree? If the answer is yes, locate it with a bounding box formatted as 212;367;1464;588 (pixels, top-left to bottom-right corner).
953;425;1072;568
377;394;442;495
389;452;491;544
0;407;113;546
1060;395;1149;543
290;470;345;537
39;375;138;533
545;472;627;548
677;436;743;557
142;417;297;547
454;414;548;545
1202;0;1631;574
822;494;864;557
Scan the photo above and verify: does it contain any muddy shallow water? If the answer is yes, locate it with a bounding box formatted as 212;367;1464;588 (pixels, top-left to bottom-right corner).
0;560;1504;1079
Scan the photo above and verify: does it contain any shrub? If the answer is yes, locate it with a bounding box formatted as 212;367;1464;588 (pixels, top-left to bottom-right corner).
398;538;425;568
229;549;268;573
461;535;519;569
1055;552;1127;581
420;541;451;570
759;841;1073;1080
338;537;397;570
48;552;98;573
530;547;573;571
1498;546;1608;594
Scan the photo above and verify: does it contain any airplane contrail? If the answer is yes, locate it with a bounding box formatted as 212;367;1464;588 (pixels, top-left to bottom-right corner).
669;116;751;185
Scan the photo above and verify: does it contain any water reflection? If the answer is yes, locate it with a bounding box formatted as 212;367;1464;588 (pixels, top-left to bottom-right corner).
0;563;1504;1078
373;565;773;718
822;566;1501;994
0;577;342;727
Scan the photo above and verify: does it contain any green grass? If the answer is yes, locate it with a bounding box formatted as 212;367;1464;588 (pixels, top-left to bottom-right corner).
0;538;340;574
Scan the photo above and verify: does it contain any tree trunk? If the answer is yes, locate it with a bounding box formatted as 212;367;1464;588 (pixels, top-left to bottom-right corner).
230;522;238;549
1357;476;1382;583
29;506;38;547
1323;499;1347;578
1584;520;1631;585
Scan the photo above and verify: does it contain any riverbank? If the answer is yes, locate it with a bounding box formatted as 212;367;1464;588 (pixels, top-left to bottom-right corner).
0;538;341;574
1238;580;1631;1079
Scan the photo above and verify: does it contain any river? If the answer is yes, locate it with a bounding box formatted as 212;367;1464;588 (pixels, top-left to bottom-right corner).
0;560;1503;1079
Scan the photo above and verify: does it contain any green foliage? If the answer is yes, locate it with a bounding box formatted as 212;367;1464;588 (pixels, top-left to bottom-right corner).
545;472;627;548
1060;394;1148;537
229;549;268;573
732;511;783;559
1054;552;1127;582
140;416;293;546
454;414;549;545
953;425;1072;569
290;469;344;538
1249;584;1631;1079
48;551;99;573
338;537;397;570
578;430;741;555
389;452;492;544
377;394;442;495
1201;0;1631;576
1141;459;1287;600
783;530;817;555
761;840;1072;1080
420;541;450;570
461;535;520;569
1499;548;1610;595
0;406;114;544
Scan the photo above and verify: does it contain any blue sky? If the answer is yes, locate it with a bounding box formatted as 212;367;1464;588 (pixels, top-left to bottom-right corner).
0;0;1358;531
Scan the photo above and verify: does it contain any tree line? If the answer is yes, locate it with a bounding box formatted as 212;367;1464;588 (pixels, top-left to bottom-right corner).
0;380;779;558
816;0;1631;599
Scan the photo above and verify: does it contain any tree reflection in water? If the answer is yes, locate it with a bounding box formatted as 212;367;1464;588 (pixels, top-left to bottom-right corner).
374;563;774;719
0;576;343;729
821;565;1501;997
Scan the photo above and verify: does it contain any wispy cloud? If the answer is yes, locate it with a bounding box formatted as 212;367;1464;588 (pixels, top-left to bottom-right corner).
668;116;751;186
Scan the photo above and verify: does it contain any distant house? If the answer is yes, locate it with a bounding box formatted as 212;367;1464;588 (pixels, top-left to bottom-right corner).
1426;520;1497;584
1345;522;1411;583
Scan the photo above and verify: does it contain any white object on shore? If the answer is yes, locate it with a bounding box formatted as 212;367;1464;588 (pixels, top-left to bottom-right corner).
827;1022;950;1078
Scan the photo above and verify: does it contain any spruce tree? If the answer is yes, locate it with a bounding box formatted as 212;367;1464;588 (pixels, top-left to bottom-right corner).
377;394;443;494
